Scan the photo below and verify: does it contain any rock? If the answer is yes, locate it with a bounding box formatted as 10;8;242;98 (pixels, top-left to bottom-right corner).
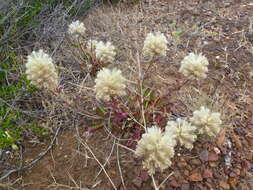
234;168;241;176
209;161;219;167
140;171;149;182
229;172;237;178
169;179;180;187
219;181;230;189
200;150;209;162
190;159;201;165
242;160;252;171
228;178;238;188
177;161;188;168
188;172;203;182
184;170;190;176
232;132;242;148
216;129;226;147
203;169;213;178
181;183;190;190
208;151;219;161
132;177;143;188
213;147;221;154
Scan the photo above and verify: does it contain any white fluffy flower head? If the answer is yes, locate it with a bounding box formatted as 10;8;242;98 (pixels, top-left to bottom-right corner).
135;126;176;175
94;68;126;101
179;53;209;79
190;106;222;137
26;50;58;90
68;20;86;37
95;41;116;63
166;118;197;149
143;32;168;58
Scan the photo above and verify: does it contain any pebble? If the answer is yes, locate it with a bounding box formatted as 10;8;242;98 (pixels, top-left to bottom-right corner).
200;150;209;162
203;169;213;178
209;161;219;167
169;179;180;187
184;170;190;176
177;161;188;168
181;183;190;190
190;159;201;165
132;177;142;188
219;181;230;189
208;152;219;161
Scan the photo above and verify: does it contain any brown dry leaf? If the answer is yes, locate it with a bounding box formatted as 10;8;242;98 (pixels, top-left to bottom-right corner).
232;132;242;148
216;129;227;148
188;172;203;182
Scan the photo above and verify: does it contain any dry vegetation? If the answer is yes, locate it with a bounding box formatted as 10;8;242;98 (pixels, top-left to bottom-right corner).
1;0;253;189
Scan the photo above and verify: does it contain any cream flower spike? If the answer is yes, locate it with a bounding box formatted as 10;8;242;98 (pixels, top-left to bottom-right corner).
94;68;126;101
68;20;86;37
26;49;58;90
95;41;116;63
179;53;209;79
166;118;197;150
143;32;168;58
190;106;222;137
135;126;176;175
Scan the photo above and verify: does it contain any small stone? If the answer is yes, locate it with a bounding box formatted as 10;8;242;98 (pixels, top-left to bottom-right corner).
208;151;219;161
229;172;237;178
213;147;221;154
132;177;142;188
205;182;213;189
177;161;187;168
209;161;219;167
181;183;190;190
169;179;180;187
139;171;149;182
219;181;230;189
203;169;213;178
228;177;238;187
232;133;242;148
188;172;203;182
190;159;201;165
216;129;226;147
200;150;209;162
184;170;190;176
234;168;241;176
243;160;252;171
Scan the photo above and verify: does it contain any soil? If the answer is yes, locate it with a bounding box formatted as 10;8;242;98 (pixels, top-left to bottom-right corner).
1;0;253;189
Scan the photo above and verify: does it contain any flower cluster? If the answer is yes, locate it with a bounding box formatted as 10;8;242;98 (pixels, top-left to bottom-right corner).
95;41;116;63
166;118;197;150
25;50;58;90
190;106;222;137
94;68;126;101
143;32;168;58
135;107;222;174
135;126;176;175
179;53;209;79
68;20;86;38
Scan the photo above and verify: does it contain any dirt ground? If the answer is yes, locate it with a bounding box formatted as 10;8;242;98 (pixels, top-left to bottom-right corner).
1;0;253;189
